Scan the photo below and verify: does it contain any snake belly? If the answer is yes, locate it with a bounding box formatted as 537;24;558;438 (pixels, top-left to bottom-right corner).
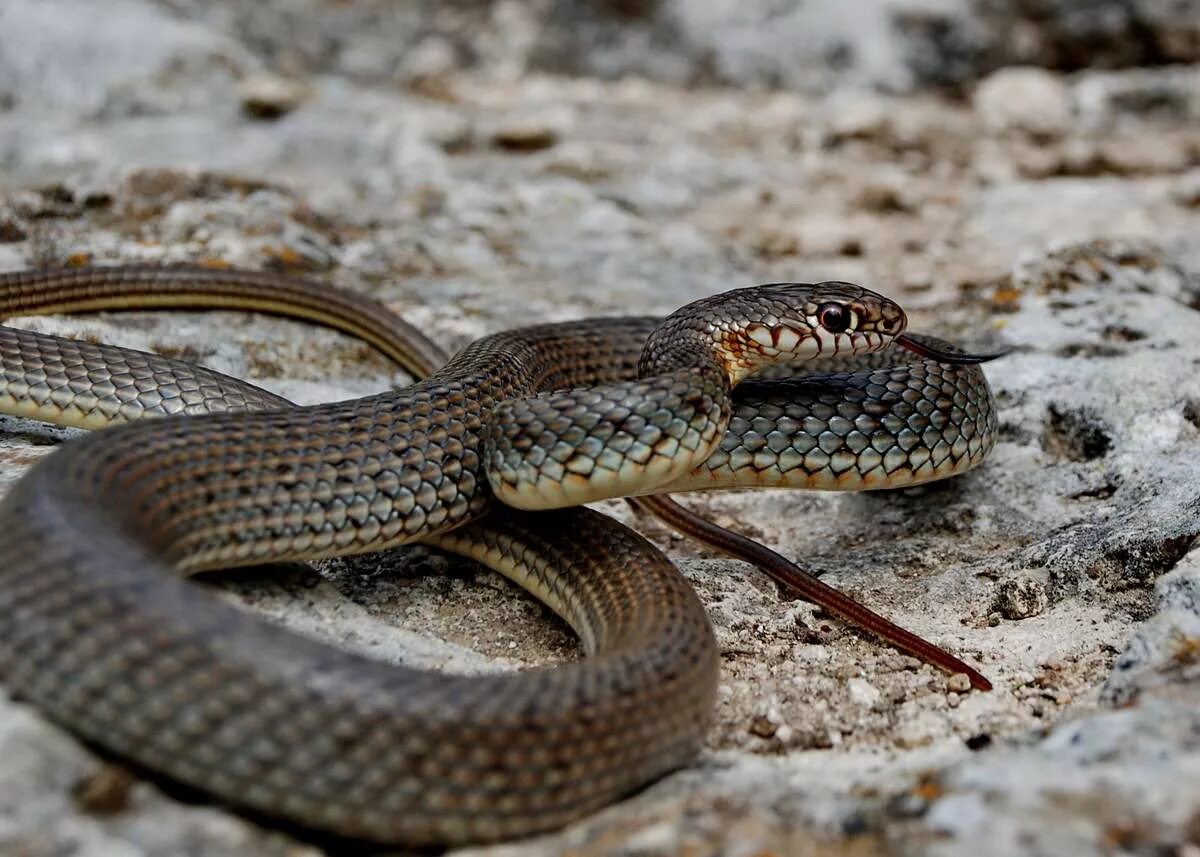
0;267;997;845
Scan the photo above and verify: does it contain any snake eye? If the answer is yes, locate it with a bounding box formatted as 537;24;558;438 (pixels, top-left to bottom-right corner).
817;303;854;334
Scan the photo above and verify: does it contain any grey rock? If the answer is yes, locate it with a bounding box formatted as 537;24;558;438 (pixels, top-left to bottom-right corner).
0;0;251;117
975;0;1200;71
1102;543;1200;705
15;0;1179;97
1072;66;1200;129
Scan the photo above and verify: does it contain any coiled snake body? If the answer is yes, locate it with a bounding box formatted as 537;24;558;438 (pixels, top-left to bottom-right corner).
0;267;997;845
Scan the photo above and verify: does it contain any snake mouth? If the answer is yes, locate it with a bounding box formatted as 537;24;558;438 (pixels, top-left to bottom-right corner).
895;334;1009;365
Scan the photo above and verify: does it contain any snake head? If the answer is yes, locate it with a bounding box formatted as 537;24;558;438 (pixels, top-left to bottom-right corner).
647;281;907;383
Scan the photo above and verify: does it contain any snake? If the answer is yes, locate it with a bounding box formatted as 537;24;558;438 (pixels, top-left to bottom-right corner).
0;265;998;846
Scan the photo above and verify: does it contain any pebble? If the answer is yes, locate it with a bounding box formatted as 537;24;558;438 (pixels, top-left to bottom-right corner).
974;67;1071;138
491;108;573;152
847;677;882;708
1172;173;1200;208
1098;136;1191;175
749;713;778;738
947;673;973;693
992;575;1049;620
856;171;918;214
236;72;310;120
825;94;892;142
399;36;459;87
749;702;785;738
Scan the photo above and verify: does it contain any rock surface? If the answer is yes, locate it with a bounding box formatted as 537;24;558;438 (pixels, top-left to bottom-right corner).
1;2;1200;855
53;0;1194;93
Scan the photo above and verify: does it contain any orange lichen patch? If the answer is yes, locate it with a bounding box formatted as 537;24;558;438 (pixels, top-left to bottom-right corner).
991;284;1022;311
1103;819;1158;851
913;777;944;802
263;245;307;269
197;257;232;269
1171;634;1200;664
66;252;92;267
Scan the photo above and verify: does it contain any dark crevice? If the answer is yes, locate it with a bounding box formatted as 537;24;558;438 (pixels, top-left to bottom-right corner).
1184;400;1200;431
1042;404;1113;461
1068;482;1119;501
1055;343;1125;359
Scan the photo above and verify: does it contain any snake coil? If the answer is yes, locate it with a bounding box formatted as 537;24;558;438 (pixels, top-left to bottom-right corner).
0;267;996;844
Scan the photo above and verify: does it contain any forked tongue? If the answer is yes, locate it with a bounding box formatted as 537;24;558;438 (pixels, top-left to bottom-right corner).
895;334;1009;365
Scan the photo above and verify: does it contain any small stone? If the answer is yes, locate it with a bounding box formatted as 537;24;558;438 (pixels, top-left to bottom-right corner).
237;72;310;120
847;677;881;708
946;673;972;694
621;820;679;852
749;714;777;738
749;702;784;738
400;36;459;89
974;67;1071;138
1059;138;1103;175
491;109;572;152
0;214;27;242
72;765;135;815
540;142;617;182
1172;173;1200;208
826;94;891;142
856;172;917;214
1013;143;1066;179
1099;137;1191;176
992;575;1049;620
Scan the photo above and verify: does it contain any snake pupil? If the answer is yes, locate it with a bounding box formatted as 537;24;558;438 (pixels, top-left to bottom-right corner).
818;303;850;334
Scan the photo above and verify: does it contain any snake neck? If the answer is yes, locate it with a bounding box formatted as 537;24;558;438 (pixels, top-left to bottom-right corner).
635;293;757;384
481;321;735;511
638;331;726;379
638;319;792;389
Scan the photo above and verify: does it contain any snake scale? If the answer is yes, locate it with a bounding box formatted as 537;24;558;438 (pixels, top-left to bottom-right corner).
0;266;998;845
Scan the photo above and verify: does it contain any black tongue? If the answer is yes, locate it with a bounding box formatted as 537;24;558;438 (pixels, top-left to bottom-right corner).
895;334;1010;365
